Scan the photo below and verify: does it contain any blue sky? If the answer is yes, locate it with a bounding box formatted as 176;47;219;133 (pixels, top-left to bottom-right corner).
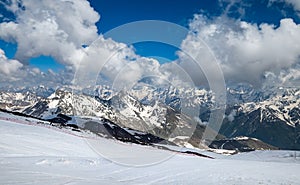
89;0;299;66
0;0;299;72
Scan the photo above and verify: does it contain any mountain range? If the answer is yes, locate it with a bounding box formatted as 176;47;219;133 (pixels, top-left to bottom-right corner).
0;84;299;151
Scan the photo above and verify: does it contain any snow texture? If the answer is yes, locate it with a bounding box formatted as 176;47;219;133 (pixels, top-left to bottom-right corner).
0;113;300;184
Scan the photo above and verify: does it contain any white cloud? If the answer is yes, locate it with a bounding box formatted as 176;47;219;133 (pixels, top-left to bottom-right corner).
218;0;250;18
0;0;22;13
227;109;236;122
30;68;41;75
2;0;299;91
270;0;300;13
180;15;300;86
74;35;168;90
0;0;170;90
0;0;103;87
288;0;300;11
194;116;208;126
0;65;74;90
0;48;23;76
0;0;100;67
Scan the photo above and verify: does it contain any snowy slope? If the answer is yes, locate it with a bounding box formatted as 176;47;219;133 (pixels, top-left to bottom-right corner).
1;114;300;184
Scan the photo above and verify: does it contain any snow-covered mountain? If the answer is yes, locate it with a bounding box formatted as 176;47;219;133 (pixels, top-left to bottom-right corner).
0;84;299;150
23;90;115;120
127;82;215;110
0;85;55;97
239;87;300;126
220;87;300;149
0;91;43;111
2;89;205;148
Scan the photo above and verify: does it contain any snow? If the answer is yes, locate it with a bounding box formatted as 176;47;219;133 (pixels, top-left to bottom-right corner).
15;92;25;100
233;136;258;141
207;148;237;155
48;99;59;109
169;136;190;142
1;114;300;184
239;89;300;127
118;94;167;129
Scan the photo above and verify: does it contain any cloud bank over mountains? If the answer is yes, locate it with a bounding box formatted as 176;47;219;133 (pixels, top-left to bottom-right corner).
182;15;300;87
0;0;300;89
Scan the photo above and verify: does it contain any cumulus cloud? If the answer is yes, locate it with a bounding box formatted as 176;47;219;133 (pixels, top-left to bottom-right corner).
74;35;170;90
0;0;100;66
2;0;299;92
180;14;300;86
0;48;23;76
0;0;103;87
0;0;173;90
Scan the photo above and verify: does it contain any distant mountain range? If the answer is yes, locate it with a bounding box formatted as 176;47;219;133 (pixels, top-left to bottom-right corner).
0;84;299;151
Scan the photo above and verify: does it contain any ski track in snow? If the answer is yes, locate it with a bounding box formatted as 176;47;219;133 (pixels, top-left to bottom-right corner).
1;113;300;184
